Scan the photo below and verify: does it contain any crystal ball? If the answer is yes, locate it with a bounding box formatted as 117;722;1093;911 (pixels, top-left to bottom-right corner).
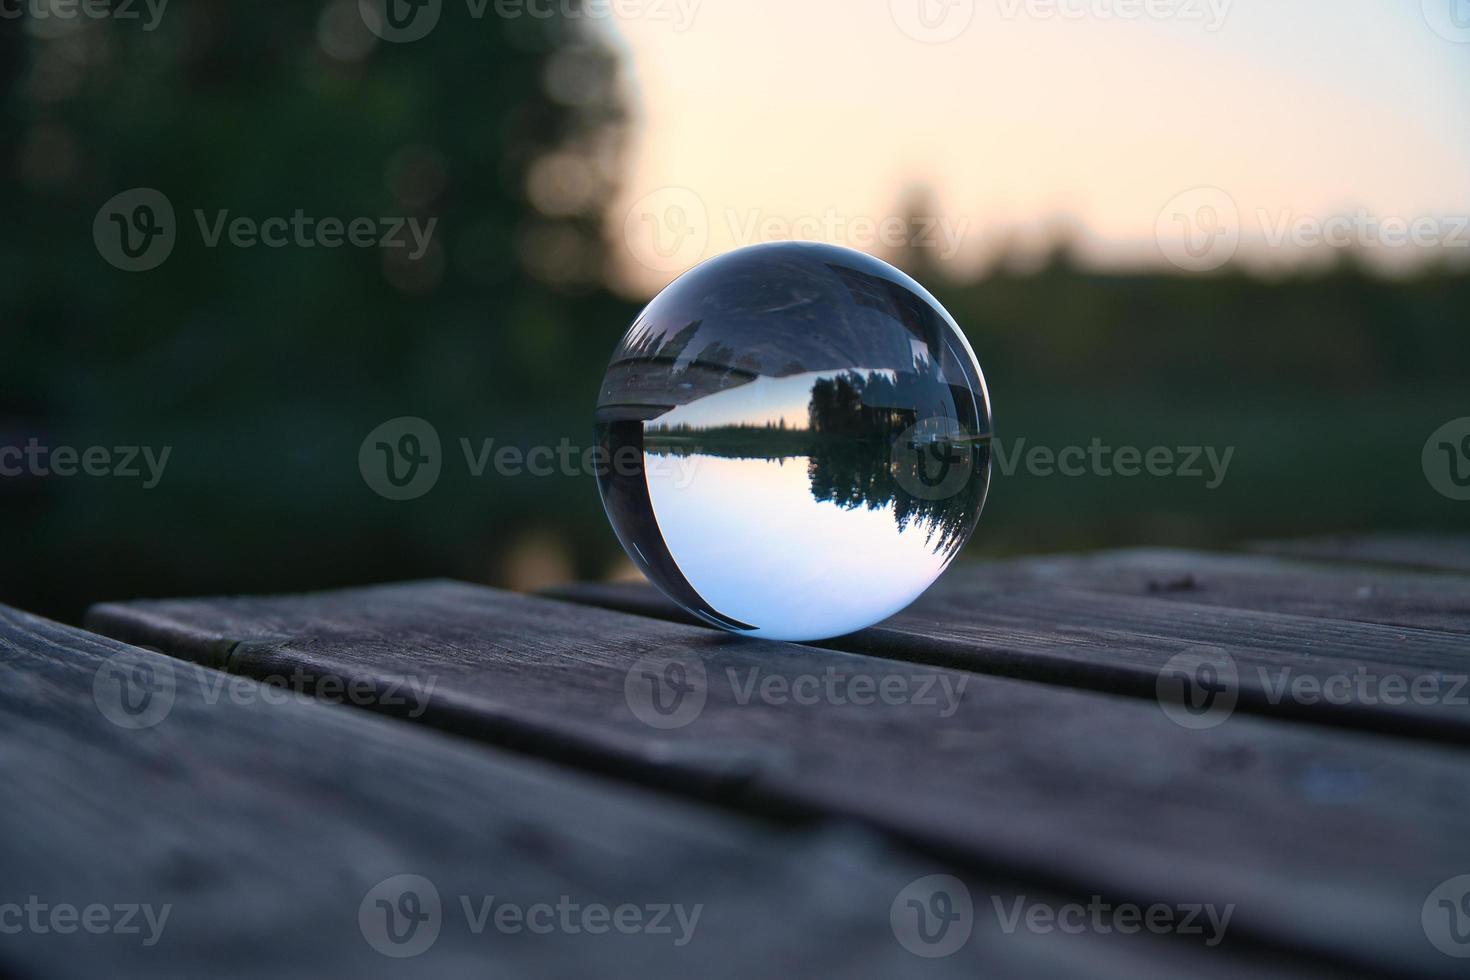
596;242;992;642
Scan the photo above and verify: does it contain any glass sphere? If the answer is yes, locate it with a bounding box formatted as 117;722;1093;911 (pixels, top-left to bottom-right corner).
596;242;991;642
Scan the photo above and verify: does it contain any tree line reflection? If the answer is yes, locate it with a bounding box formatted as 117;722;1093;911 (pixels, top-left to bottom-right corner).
646;370;988;557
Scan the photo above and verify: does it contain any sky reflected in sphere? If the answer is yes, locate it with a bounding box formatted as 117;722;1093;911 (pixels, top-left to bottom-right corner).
596;242;991;641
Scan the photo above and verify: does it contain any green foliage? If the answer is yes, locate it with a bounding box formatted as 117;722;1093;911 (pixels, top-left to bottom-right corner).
1;4;631;618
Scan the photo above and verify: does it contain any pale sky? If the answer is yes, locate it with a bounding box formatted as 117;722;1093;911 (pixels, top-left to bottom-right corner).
653;372;825;430
595;0;1470;294
647;452;951;639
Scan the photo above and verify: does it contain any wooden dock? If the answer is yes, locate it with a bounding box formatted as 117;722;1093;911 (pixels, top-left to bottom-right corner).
2;533;1468;977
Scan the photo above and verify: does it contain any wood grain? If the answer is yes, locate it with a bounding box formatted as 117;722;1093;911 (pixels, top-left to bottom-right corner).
2;603;1221;980
941;548;1470;634
548;552;1470;744
87;581;1470;978
1251;534;1470;574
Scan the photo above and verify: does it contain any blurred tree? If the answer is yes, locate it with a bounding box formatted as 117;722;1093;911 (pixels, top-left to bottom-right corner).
0;1;637;620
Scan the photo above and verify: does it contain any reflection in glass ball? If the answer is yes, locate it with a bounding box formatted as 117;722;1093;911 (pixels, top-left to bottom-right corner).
596;242;992;642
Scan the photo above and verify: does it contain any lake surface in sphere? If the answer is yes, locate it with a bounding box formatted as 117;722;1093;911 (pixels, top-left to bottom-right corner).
596;242;992;642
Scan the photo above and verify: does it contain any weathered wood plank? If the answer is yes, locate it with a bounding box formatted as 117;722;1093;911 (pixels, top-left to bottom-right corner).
0;604;1202;980
548;563;1470;744
87;582;1470;978
941;548;1470;635
1252;534;1470;574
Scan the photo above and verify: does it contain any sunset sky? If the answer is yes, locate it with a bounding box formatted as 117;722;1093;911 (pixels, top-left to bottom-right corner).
599;0;1470;293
